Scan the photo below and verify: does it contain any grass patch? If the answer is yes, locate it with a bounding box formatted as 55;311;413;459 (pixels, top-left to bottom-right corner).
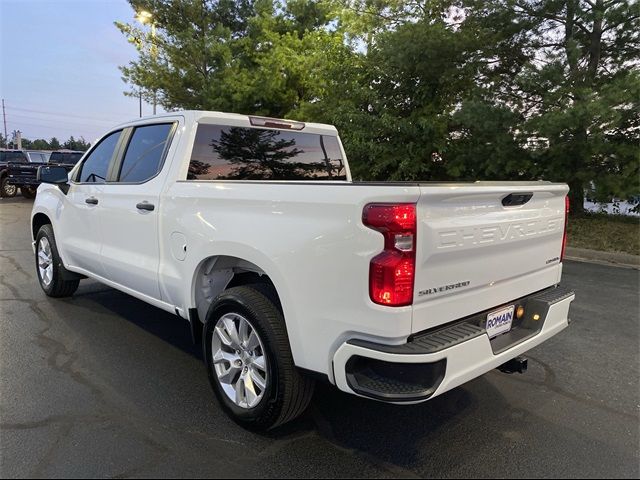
568;212;639;256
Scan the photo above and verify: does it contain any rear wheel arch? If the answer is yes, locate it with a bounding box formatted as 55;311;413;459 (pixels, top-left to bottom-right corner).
191;255;283;324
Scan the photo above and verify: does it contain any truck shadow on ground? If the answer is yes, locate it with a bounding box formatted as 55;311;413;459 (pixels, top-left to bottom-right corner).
65;281;518;472
302;382;478;471
72;280;202;359
74;282;492;465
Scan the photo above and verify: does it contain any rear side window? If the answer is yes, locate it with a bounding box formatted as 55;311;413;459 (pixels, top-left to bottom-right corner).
50;152;83;165
187;124;346;181
28;152;46;163
78;131;121;183
2;151;28;163
118;123;173;183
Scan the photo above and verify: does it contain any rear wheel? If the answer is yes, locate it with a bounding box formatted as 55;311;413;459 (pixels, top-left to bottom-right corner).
1;176;17;198
35;224;80;297
21;186;37;199
203;285;315;430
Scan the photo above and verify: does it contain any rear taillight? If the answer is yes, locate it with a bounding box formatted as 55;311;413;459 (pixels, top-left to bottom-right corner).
363;203;417;307
561;195;569;261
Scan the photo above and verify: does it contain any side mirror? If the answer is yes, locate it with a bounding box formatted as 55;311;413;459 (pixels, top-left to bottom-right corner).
37;165;68;184
37;165;69;194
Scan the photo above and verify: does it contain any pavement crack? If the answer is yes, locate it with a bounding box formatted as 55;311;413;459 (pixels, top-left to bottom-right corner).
0;273;23;299
31;421;75;478
183;428;246;446
0;414;109;431
0;252;32;279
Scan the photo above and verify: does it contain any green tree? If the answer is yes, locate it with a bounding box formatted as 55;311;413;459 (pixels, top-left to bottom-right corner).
304;2;490;181
49;137;61;150
31;139;51;150
457;0;640;212
116;0;349;117
62;136;90;151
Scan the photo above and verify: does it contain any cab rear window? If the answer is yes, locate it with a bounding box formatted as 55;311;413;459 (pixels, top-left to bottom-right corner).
50;152;83;165
187;124;346;181
0;151;28;163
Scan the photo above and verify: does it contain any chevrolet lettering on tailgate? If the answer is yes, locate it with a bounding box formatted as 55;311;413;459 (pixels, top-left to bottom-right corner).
436;217;563;250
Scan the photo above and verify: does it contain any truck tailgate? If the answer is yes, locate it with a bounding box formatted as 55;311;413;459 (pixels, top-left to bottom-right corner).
412;182;568;334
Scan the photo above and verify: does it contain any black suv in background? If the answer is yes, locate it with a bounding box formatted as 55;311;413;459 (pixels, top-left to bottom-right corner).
1;150;49;198
48;150;84;166
5;149;84;199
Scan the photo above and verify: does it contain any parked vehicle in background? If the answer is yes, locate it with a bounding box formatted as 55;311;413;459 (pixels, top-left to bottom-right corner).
1;149;48;198
48;150;84;166
1;149;28;197
30;111;575;430
6;149;84;200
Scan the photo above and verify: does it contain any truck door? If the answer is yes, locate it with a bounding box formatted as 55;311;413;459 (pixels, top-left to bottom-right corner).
58;130;123;277
97;122;177;301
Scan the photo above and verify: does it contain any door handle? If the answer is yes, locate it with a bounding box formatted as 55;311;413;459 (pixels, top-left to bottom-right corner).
136;202;155;211
85;197;98;205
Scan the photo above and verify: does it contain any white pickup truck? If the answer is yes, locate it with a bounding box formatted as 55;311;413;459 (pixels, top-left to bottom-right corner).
31;111;575;430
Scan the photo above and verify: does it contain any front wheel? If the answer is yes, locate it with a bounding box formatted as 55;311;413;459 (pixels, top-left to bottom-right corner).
35;224;80;297
203;285;315;430
1;176;17;198
21;186;37;199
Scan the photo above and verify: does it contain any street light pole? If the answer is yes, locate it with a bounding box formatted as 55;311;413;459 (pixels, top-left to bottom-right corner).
2;99;7;146
135;10;157;115
151;22;157;115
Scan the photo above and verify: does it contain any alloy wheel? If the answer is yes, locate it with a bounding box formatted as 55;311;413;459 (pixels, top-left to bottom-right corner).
211;312;268;409
37;237;53;287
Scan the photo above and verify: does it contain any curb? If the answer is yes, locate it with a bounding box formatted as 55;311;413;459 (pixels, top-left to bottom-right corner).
565;246;640;269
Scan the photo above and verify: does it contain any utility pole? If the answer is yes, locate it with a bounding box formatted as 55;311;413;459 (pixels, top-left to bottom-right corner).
135;10;157;115
2;99;7;147
139;91;143;118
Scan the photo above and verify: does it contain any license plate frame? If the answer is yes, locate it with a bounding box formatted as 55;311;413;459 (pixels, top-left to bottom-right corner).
486;305;515;339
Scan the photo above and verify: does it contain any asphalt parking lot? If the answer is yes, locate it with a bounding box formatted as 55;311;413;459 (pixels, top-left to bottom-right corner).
0;196;638;479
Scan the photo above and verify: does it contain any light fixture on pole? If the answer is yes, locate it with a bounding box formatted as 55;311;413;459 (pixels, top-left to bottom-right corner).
135;10;153;23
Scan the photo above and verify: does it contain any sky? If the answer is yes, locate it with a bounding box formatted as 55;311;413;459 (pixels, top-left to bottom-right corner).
0;0;161;144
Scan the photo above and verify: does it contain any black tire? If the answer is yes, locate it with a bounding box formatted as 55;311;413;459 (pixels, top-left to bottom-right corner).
35;224;80;297
203;285;315;430
1;175;17;198
21;186;37;199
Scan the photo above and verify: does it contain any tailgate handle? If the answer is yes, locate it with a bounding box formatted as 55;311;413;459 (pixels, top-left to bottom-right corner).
502;192;533;207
